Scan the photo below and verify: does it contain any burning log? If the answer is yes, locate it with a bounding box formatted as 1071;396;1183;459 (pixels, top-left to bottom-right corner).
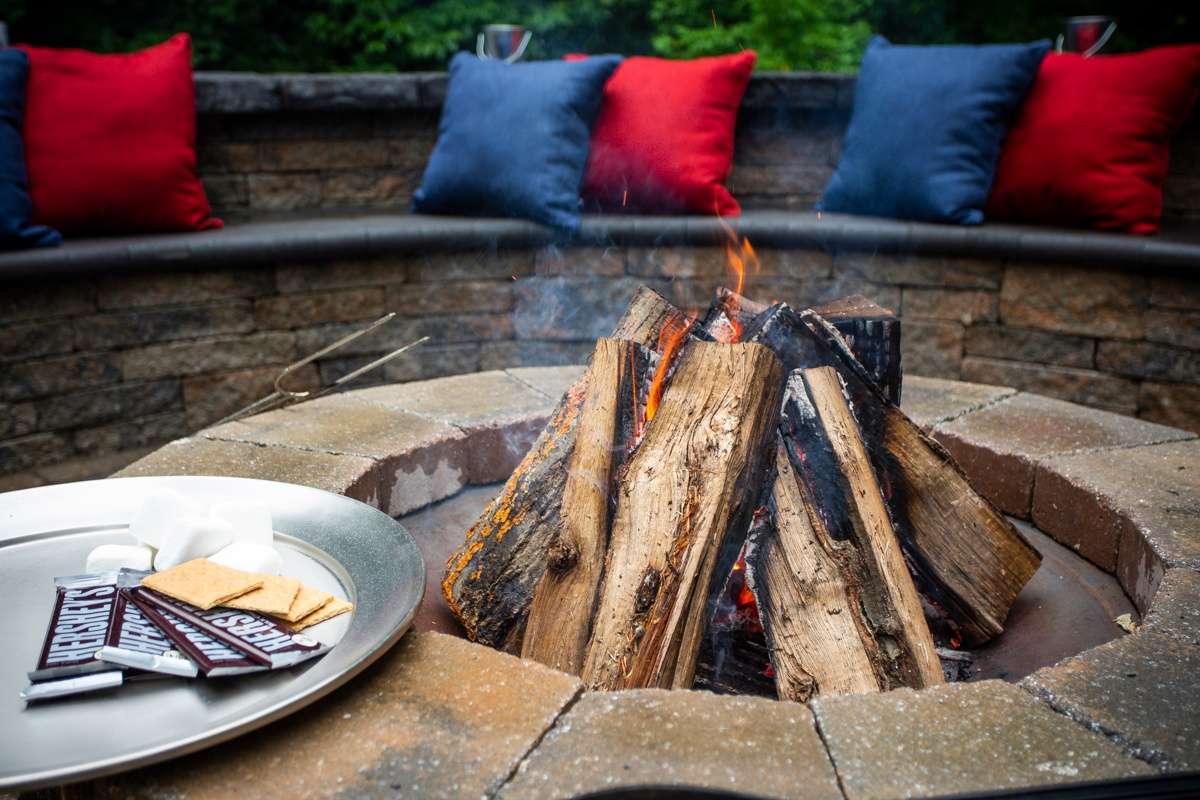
742;302;1040;645
442;287;693;650
580;340;783;690
747;368;943;703
520;338;648;673
706;288;903;403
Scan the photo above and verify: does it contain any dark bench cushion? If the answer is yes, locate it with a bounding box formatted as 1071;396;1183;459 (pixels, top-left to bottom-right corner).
0;211;1197;281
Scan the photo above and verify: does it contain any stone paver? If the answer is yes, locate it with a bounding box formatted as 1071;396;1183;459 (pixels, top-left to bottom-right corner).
1143;568;1200;644
354;371;554;485
900;375;1014;429
1032;439;1200;610
506;364;586;402
934;392;1191;519
72;633;581;800
115;436;380;507
501;689;841;800
813;680;1151;800
1023;631;1200;771
204;393;470;515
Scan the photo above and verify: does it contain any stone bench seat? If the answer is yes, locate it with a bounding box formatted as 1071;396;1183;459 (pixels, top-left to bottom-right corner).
2;211;1198;280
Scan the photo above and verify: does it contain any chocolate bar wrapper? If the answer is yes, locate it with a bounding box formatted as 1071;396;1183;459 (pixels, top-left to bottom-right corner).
132;587;328;669
96;588;199;679
21;671;124;704
29;572;122;681
128;591;266;677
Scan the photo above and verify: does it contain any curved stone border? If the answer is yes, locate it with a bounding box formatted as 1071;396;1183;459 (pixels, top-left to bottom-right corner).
97;371;1198;799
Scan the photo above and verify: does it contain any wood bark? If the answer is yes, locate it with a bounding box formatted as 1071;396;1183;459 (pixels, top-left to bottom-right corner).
521;338;644;673
442;287;691;649
746;305;1040;645
763;367;943;695
581;341;783;690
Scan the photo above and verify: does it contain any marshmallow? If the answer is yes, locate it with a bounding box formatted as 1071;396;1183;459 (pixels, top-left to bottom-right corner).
153;514;236;571
128;490;203;550
208;542;284;576
211;501;274;548
86;544;154;573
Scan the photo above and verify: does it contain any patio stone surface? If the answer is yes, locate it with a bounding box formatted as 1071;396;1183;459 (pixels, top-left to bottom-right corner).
203;393;470;515
114;436;380;506
1023;631;1200;771
899;375;1015;428
353;370;555;484
812;680;1152;800
1032;439;1200;611
505;364;586;402
933;393;1191;519
1143;569;1200;643
67;633;581;800
500;689;841;800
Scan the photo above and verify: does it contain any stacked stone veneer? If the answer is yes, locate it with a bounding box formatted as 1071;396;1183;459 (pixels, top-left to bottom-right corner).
1;70;1198;487
3;243;1199;489
191;72;1200;223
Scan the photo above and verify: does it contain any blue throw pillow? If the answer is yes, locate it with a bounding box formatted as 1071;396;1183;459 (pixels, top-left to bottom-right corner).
413;53;622;231
819;36;1050;225
0;49;60;249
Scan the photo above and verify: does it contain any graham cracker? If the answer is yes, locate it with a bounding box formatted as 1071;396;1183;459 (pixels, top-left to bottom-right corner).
283;584;334;623
223;574;301;616
141;559;262;610
292;598;354;631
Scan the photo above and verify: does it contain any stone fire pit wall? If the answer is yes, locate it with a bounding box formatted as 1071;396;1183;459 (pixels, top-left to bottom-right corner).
88;370;1197;799
1;71;1198;490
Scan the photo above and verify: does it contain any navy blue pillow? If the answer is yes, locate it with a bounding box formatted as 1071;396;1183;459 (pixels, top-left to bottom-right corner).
819;36;1050;225
0;49;60;249
413;53;622;231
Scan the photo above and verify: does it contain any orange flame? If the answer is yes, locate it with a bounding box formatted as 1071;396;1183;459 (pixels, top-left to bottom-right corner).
714;219;760;343
644;312;694;425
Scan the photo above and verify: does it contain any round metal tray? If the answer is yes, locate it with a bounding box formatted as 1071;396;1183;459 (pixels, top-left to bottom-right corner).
0;476;425;791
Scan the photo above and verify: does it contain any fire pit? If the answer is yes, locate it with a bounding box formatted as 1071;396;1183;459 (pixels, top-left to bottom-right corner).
103;315;1199;798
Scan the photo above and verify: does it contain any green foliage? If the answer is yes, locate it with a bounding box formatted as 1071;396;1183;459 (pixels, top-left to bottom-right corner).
650;0;873;72
6;1;1197;73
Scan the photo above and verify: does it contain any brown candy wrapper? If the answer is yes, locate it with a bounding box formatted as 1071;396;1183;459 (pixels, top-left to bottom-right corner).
29;572;123;682
131;587;328;672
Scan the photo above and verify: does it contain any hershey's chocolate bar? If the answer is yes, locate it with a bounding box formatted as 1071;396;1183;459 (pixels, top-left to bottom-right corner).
29;572;123;681
96;589;199;679
131;587;328;670
21;670;124;704
128;591;265;677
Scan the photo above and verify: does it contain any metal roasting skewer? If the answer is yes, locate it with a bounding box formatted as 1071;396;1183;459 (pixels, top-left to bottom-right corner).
211;312;430;426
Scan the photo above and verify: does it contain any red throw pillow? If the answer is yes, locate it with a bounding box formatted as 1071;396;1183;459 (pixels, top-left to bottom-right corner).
986;45;1200;235
567;52;756;216
19;34;221;235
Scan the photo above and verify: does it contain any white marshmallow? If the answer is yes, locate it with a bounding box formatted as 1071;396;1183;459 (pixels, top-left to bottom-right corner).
153;514;236;571
128;490;204;549
211;501;274;548
86;544;154;573
207;542;283;576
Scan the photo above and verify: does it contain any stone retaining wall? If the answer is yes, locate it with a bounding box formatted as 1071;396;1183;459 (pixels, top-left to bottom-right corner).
191;71;1200;223
3;244;1199;488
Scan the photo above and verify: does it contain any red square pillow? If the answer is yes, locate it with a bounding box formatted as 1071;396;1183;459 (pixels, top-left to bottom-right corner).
568;52;756;216
986;45;1200;235
19;34;221;235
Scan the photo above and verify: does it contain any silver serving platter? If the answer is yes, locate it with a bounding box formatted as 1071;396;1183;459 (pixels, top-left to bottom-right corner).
0;476;425;791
